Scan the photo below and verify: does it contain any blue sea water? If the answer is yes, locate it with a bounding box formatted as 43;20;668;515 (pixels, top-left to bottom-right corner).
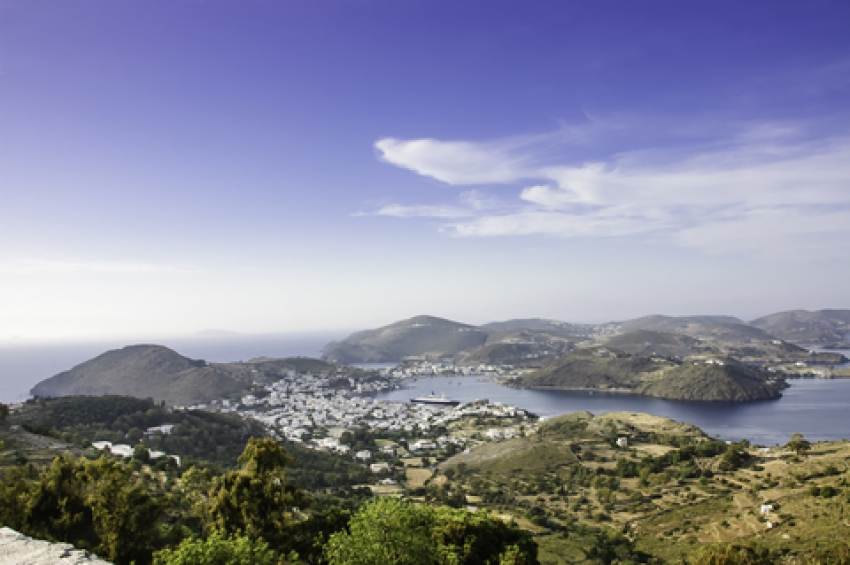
3;337;849;446
375;375;850;446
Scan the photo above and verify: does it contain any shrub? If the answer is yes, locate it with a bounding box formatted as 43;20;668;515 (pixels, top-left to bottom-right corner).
153;530;281;565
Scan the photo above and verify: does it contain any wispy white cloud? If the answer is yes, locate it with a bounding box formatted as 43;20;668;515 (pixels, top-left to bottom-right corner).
371;124;850;255
374;204;475;219
375;137;532;185
357;190;501;220
0;259;202;275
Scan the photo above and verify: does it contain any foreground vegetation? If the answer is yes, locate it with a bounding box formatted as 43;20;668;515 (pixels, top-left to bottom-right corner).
2;400;850;564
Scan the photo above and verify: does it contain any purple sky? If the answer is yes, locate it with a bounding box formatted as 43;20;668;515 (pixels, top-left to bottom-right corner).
1;1;849;340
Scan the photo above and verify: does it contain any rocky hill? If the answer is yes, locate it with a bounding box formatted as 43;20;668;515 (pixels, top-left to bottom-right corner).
613;315;772;344
480;318;594;337
30;345;247;406
600;329;713;358
639;360;783;402
749;309;850;342
322;311;850;365
454;329;575;367
29;345;339;406
322;315;489;363
597;329;846;365
515;348;783;402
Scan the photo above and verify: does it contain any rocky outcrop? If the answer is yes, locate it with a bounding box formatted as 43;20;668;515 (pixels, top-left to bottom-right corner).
0;527;111;564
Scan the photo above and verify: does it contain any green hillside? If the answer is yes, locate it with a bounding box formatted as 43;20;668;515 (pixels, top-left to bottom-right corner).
322;315;489;363
598;329;847;365
30;344;250;406
29;345;342;406
616;315;744;333
516;348;658;391
613;315;776;344
481;318;594;336
435;411;850;564
516;348;783;402
639;361;782;402
601;329;713;358
749;308;850;342
454;329;575;366
320;311;850;366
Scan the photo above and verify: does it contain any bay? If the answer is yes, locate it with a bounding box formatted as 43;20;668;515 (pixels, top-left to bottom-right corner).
375;375;850;446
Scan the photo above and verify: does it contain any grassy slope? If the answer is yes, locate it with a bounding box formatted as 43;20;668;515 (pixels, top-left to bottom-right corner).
638;361;782;402
29;345;341;406
517;349;658;391
517;349;782;402
322;315;489;363
750;309;850;342
437;411;850;563
454;330;575;366
30;345;250;405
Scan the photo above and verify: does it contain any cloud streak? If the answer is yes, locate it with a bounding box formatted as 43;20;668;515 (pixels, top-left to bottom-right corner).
0;259;202;275
372;125;850;255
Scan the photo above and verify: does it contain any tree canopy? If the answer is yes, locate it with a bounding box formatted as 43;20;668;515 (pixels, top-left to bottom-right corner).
324;498;538;565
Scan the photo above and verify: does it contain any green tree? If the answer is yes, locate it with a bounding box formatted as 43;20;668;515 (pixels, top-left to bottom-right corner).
0;465;36;531
208;438;310;549
786;433;811;457
22;455;96;550
153;530;282;565
431;505;538;565
324;498;437;565
0;402;9;422
134;444;151;463
8;455;166;565
85;457;168;565
324;498;538;565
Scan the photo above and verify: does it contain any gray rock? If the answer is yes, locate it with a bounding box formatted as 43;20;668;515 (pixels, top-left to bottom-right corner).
0;528;111;565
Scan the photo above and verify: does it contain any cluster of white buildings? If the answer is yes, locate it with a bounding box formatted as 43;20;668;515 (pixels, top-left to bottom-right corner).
91;440;181;466
381;362;518;378
233;369;530;458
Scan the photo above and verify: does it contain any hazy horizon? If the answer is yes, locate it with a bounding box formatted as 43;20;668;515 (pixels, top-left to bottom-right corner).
2;307;847;346
2;1;849;341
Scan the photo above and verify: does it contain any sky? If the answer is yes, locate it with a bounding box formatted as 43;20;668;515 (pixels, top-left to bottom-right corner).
1;0;849;341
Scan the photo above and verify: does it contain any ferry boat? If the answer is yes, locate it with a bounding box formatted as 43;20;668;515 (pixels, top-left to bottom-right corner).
410;392;460;407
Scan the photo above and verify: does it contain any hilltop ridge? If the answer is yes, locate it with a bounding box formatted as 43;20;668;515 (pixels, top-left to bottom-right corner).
322;315;489;363
321;310;849;365
514;348;783;402
29;345;339;406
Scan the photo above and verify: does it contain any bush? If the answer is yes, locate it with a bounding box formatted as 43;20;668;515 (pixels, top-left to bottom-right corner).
683;543;775;564
324;498;538;565
153;530;282;565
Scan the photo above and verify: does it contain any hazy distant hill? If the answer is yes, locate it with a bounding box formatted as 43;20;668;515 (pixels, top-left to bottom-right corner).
749;309;850;342
322;315;489;363
480;318;594;336
454;329;575;366
322;311;850;365
596;328;846;365
614;315;774;344
601;329;713;358
516;348;782;402
30;345;250;405
29;345;340;406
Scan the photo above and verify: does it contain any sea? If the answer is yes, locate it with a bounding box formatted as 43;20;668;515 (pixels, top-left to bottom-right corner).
1;338;848;447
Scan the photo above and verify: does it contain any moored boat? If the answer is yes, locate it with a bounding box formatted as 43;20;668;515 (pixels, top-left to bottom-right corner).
410;392;460;406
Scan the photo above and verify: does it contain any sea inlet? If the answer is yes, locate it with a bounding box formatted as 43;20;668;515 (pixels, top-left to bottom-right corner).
375;375;850;446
